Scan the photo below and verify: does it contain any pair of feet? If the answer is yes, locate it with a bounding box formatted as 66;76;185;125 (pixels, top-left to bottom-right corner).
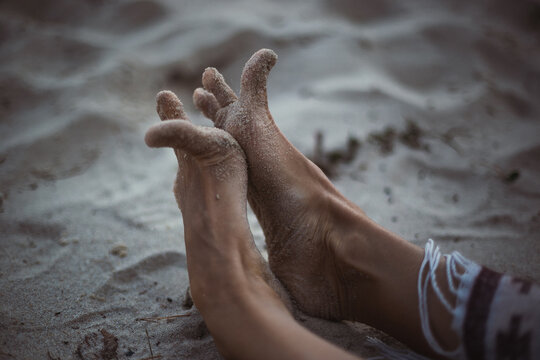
145;49;436;358
146;48;369;321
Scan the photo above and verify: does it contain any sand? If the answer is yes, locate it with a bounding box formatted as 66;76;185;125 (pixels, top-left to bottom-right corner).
1;0;539;359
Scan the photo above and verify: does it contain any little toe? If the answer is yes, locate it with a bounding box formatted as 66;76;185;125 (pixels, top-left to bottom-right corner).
240;49;277;106
193;88;220;122
156;90;188;121
202;67;238;107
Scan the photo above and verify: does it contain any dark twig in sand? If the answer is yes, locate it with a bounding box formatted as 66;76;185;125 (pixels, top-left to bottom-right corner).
477;160;520;184
136;313;192;323
144;327;159;360
47;350;61;360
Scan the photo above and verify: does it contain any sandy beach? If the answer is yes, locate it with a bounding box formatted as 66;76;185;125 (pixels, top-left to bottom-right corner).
1;0;540;358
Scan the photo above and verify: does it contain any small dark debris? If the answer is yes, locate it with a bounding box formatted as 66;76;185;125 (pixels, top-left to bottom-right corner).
100;329;118;360
504;170;520;184
399;119;429;151
452;194;459;203
391;216;398;223
346;137;361;160
47;350;61;360
125;349;135;357
166;297;173;303
63;341;69;345
368;127;396;155
327;137;361;164
309;131;362;178
54;311;62;316
182;287;194;310
383;186;392;196
327;151;343;164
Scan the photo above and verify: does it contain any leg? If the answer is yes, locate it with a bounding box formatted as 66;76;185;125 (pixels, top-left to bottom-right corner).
194;50;459;356
146;91;360;360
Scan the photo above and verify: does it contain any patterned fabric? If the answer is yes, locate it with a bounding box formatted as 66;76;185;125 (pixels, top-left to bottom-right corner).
460;267;540;360
369;241;539;360
421;240;540;360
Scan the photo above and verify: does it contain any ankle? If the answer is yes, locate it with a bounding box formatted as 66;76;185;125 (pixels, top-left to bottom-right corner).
330;210;425;316
192;261;287;319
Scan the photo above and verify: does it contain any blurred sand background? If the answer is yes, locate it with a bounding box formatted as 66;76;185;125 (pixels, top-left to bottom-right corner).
1;0;540;358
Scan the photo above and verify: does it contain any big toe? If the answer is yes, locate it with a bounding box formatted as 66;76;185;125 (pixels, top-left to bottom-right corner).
145;121;243;162
240;49;277;106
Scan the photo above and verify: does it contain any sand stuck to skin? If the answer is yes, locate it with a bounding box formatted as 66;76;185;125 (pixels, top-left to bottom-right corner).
1;0;539;359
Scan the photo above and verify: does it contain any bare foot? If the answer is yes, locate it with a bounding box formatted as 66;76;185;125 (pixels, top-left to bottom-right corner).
145;91;295;356
192;50;377;322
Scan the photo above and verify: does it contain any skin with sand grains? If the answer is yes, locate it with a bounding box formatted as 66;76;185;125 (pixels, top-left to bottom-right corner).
192;49;458;357
193;49;378;322
145;91;358;360
146;90;292;311
146;50;461;359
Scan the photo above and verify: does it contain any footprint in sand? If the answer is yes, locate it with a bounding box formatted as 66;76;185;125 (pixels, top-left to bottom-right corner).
76;329;118;360
0;220;70;281
93;251;187;302
0;113;120;191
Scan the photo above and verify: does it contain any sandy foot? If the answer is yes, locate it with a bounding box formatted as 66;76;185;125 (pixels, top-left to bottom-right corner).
193;49;379;321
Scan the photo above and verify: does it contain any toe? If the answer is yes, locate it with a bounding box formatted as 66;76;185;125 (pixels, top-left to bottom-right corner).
156;90;189;121
145;120;239;160
240;49;277;107
193;88;220;122
202;68;238;107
